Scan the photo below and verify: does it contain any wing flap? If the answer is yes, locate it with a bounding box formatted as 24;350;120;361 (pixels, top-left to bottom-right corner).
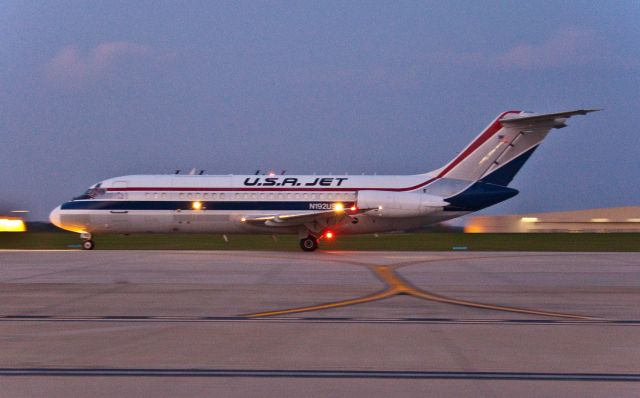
242;207;370;227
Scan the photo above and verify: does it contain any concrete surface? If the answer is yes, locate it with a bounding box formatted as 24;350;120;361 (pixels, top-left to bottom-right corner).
0;250;639;397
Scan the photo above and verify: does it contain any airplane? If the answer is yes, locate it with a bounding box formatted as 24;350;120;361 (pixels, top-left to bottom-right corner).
49;109;598;251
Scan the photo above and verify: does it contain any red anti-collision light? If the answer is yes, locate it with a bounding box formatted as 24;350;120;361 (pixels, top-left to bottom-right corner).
350;205;357;211
325;231;334;239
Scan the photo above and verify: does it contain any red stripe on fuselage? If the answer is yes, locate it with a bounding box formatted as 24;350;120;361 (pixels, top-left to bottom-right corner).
105;184;438;193
106;111;520;194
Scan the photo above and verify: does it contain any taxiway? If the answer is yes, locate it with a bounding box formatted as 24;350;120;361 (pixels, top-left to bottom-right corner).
1;250;638;397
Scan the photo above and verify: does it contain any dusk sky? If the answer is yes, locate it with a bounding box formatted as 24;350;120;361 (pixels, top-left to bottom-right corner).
1;1;639;221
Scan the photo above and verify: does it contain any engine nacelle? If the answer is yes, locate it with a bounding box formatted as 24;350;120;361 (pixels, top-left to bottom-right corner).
357;190;448;218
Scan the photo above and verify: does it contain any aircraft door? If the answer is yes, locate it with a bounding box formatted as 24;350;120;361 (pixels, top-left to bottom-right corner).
112;180;128;200
91;180;130;232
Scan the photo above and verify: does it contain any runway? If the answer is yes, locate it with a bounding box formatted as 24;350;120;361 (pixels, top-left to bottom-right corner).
1;250;639;397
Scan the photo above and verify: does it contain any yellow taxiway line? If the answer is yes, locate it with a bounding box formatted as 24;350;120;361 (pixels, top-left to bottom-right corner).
374;266;592;320
245;262;595;320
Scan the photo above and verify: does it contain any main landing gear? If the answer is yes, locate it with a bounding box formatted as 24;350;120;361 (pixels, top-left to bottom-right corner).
299;236;318;252
80;233;94;250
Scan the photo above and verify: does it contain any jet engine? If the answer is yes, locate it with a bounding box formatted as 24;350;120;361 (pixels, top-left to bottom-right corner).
356;190;448;218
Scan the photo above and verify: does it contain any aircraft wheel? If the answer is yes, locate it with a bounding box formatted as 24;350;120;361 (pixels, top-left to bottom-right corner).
299;236;318;252
82;240;95;250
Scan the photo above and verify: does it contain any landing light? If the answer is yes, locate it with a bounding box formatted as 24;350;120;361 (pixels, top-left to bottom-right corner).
334;203;344;212
521;217;539;223
192;201;203;210
350;205;357;211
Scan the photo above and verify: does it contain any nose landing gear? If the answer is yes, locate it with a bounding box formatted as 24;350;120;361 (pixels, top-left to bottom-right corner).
80;233;94;250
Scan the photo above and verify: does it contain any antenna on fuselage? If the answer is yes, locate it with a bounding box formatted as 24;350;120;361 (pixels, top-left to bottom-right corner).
174;170;181;174
255;170;261;175
198;170;205;175
188;168;197;175
280;170;286;175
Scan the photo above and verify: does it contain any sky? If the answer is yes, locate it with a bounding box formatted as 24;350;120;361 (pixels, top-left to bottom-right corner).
1;1;639;221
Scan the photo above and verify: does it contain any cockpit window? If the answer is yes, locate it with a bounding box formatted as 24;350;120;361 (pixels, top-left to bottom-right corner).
73;184;106;200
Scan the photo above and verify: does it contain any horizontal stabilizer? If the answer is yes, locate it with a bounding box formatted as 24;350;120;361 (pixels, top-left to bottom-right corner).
500;109;600;129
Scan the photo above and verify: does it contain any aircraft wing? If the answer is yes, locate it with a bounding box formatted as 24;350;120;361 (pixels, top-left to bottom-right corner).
500;109;600;129
242;207;370;228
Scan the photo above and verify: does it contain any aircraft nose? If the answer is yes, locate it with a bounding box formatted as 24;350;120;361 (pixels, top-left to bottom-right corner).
49;206;62;229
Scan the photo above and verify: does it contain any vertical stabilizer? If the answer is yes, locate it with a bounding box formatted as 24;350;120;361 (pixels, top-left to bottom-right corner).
437;109;598;186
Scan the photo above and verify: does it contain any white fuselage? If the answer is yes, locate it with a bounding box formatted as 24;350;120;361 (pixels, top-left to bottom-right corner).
49;172;467;236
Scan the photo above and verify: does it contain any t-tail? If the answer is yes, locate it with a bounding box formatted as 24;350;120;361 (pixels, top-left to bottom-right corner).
425;109;600;211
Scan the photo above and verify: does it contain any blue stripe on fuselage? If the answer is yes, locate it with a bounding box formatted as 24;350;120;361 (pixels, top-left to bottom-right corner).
61;201;353;211
444;182;518;211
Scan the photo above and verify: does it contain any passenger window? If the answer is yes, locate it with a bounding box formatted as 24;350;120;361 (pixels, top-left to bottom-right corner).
179;193;184;199
212;193;217;200
220;193;225;199
188;193;193;199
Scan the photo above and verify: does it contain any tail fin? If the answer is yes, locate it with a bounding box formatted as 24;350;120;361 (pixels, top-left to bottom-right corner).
436;109;599;186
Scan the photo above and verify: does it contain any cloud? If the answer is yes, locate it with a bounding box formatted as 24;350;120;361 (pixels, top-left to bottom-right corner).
494;28;598;69
44;42;160;88
437;28;616;70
